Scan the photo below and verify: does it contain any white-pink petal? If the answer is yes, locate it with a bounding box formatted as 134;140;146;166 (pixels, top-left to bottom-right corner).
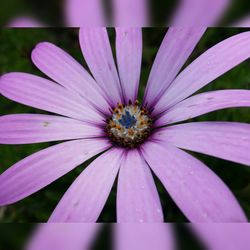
79;28;123;106
31;42;110;114
65;0;106;26
192;224;250;250
27;223;99;250
144;27;205;107
7;16;43;27
153;122;250;166
116;28;142;103
233;15;250;28
117;149;163;222
112;0;149;26
0;114;103;144
49;148;124;222
0;73;103;124
155;31;250;114
0;139;110;206
155;90;250;126
115;224;174;250
142;141;247;222
171;0;229;26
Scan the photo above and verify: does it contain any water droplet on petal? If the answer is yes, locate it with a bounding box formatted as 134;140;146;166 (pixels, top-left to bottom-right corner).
202;212;208;218
156;208;162;214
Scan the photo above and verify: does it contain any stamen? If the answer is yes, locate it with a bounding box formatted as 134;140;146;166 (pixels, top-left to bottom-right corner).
106;100;153;148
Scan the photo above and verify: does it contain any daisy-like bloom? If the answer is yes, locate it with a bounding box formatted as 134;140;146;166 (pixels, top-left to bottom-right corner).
1;28;250;223
233;16;250;28
26;223;250;250
192;224;250;250
26;224;99;250
27;223;174;250
7;0;231;27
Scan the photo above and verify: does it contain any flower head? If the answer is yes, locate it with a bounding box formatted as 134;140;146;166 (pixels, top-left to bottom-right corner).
0;28;250;222
107;100;152;148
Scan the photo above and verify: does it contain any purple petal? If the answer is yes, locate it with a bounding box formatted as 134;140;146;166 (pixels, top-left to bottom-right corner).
115;224;174;250
27;223;99;250
0;114;103;144
156;90;250;126
154;31;250;114
112;0;149;26
65;0;106;26
154;122;250;166
7;16;43;27
117;149;163;222
192;224;250;250
233;15;250;28
0;139;110;206
115;28;142;103
142;141;247;222
0;73;103;124
79;28;123;106
171;0;229;26
31;42;110;114
144;27;205;107
49;148;124;222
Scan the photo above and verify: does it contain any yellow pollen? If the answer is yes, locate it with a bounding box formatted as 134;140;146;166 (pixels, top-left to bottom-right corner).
106;100;152;148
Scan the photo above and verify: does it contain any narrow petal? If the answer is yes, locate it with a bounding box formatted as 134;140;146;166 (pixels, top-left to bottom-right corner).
27;224;99;250
112;0;149;26
115;28;142;103
79;28;123;106
0;73;103;124
65;0;106;26
7;16;43;27
233;16;250;28
0;114;103;144
142;141;247;222
0;139;110;206
156;90;250;126
117;149;163;223
49;148;124;222
115;224;174;250
171;0;229;26
31;42;110;114
155;31;250;114
144;27;205;107
153;122;250;166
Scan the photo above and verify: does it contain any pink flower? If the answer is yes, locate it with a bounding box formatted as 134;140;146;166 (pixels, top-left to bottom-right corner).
0;28;250;222
191;224;250;250
7;0;231;27
26;223;250;250
26;223;99;250
27;223;174;250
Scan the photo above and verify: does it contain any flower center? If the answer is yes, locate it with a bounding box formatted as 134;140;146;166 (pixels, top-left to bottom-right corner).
106;100;153;148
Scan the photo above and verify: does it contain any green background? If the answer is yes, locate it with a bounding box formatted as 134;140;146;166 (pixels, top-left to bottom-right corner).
0;28;250;224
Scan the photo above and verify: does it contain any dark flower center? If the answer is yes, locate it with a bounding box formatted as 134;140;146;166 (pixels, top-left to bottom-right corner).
106;100;153;148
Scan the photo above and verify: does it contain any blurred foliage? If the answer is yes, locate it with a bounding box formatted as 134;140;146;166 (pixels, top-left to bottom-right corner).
0;28;250;224
0;224;35;250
